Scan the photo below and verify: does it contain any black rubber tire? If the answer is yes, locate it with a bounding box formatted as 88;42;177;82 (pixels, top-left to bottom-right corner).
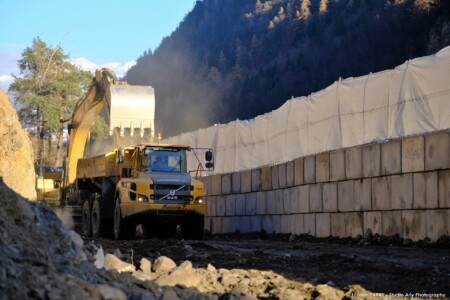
114;199;135;240
181;216;204;240
91;198;102;239
82;200;91;237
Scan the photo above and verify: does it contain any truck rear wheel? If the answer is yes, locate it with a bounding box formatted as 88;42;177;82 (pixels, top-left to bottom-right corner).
114;199;135;240
91;198;102;239
82;200;92;237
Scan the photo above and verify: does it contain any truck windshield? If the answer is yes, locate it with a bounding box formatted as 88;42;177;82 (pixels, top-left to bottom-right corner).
142;148;186;173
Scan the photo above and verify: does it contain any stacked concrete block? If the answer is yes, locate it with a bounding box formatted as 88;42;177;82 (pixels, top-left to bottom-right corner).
330;150;345;182
251;168;262;192
290;187;300;213
201;176;213;196
266;190;277;214
345;147;362;179
304;156;316;184
322;183;337;212
290;214;304;235
382;211;402;236
362;144;380;178
425;131;450;171
241;170;252;193
402;136;424;173
439;170;450;208
225;195;236;216
316;152;330;183
354;179;371;211
413;172;438;209
402;210;426;241
294;158;304;186
231;172;241;194
390;174;413;210
206;196;216;217
271;165;279;189
381;140;401;175
275;190;284;214
304;214;316;235
217;195;226;216
346;212;363;237
316;213;331;237
338;181;354;212
221;174;231;195
278;163;287;188
272;215;282;233
245;193;257;215
426;210;449;240
222;216;239;233
372;177;391;210
330;213;346;238
299;185;310;213
261;166;272;191
363;211;382;236
256;191;266;215
211;217;222;234
235;194;246;216
262;215;274;233
286;161;295;187
280;215;290;233
309;184;322;212
211;174;222;196
283;189;291;214
239;216;251;233
250;215;262;232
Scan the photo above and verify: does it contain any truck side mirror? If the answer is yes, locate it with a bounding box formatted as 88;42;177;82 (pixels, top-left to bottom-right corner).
205;162;214;169
117;148;125;164
205;150;213;162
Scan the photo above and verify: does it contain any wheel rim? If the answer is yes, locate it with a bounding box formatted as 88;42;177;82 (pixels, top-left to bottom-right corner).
114;202;120;238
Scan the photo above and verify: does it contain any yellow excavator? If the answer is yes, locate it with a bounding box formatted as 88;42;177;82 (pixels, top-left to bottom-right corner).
61;68;212;239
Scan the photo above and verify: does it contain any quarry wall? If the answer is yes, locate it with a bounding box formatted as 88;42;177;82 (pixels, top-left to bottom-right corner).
201;131;450;241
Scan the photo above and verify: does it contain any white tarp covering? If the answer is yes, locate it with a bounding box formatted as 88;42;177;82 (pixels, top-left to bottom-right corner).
163;46;450;175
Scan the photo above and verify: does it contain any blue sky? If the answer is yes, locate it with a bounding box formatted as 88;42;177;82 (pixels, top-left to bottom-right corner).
0;0;196;90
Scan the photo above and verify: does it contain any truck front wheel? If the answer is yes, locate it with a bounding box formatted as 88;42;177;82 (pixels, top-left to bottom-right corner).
82;200;92;237
114;199;135;240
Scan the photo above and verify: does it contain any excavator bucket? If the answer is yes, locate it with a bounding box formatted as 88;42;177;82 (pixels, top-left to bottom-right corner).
105;84;155;138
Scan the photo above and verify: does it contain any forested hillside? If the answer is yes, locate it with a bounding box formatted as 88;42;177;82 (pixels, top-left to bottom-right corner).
125;0;450;137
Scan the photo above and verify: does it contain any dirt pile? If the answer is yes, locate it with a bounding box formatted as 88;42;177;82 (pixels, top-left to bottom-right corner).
0;89;36;200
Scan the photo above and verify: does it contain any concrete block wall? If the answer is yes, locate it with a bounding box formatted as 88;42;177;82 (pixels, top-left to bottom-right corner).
202;131;450;241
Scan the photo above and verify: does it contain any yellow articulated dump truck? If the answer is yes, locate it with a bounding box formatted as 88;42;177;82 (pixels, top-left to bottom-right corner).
61;68;213;239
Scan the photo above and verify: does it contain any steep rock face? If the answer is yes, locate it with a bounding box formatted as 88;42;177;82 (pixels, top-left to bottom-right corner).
0;89;36;200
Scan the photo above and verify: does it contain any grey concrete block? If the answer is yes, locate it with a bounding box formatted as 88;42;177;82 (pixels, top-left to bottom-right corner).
290;187;300;213
381;140;401;175
211;217;222;234
280;215;289;233
425;132;450;171
309;184;322;213
439;170;450;208
225;195;236;216
299;185;310;213
330;213;345;238
294;158;304;186
272;215;282;233
372;177;391;210
222;217;239;233
231;172;241;194
217;195;226;216
275;190;284;214
402;210;426;241
283;189;291;214
304;214;316;236
316;213;331;237
338;180;355;212
245;193;257;215
304;156;316;184
413;172;438;209
291;214;304;235
211;174;222;196
241;170;252;193
426;210;450;241
346;212;364;237
402;136;424;173
221;174;231;195
261;166;272;191
322;182;337;212
362;143;380;178
261;215;274;233
381;211;402;236
235;194;246;216
354;179;372;211
250;215;262;232
278;163;287;188
256;191;266;215
206;196;216;217
271;165;279;189
251;168;262;192
345;147;362;180
330;150;345;182
286;161;295;187
266;190;277;214
316;152;330;183
363;211;382;236
390;174;413;210
204;217;211;232
201;176;213;196
239;216;251;233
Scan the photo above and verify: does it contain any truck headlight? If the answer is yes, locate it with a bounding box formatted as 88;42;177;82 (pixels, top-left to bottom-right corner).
138;194;149;202
194;197;205;204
